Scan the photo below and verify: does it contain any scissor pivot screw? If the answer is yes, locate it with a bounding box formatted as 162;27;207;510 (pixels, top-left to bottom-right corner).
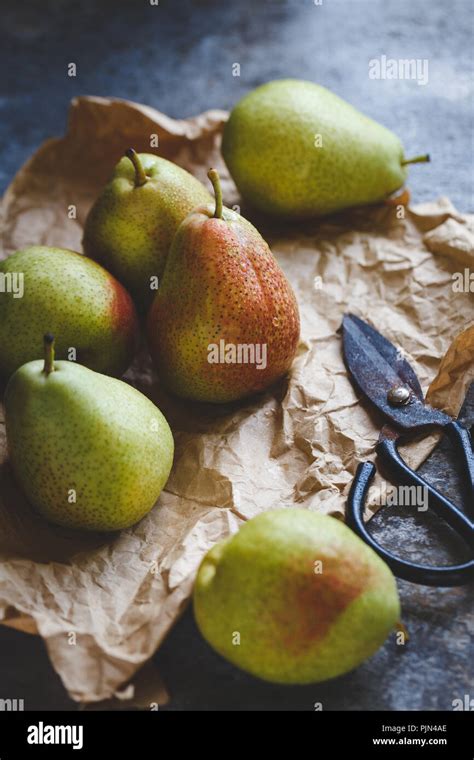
388;386;411;406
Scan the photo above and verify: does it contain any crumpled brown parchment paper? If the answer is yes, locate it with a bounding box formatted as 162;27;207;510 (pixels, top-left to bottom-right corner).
0;96;473;703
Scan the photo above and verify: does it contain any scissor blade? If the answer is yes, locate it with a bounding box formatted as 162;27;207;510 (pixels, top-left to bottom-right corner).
342;314;449;431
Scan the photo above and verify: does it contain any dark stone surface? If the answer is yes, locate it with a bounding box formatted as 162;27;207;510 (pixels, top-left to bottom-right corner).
0;0;473;209
0;0;472;711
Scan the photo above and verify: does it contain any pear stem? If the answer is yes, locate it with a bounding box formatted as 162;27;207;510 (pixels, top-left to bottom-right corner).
43;333;56;376
125;148;148;187
207;169;223;219
401;154;430;166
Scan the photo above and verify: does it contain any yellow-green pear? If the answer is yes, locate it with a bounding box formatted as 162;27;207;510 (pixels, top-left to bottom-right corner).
83;149;212;309
5;335;174;532
0;246;139;380
194;509;400;683
222;79;429;219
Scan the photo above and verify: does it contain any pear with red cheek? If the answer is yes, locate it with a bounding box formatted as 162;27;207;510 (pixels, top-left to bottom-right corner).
0;246;139;380
147;169;300;403
194;510;400;684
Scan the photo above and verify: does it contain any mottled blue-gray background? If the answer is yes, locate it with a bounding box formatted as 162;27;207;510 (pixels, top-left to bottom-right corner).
0;0;472;711
1;0;473;209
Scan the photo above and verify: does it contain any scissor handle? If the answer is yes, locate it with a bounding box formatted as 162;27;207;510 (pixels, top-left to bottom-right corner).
377;429;474;541
347;461;474;586
444;420;474;515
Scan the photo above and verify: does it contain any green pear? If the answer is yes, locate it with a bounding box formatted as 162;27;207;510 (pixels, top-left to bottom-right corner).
194;509;400;684
0;246;139;380
147;169;300;403
222;79;429;219
5;335;174;531
83;149;212;309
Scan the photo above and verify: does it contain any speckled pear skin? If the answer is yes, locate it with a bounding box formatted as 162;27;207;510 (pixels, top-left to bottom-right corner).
83;153;212;309
5;359;174;531
0;247;139;380
147;204;300;403
222;79;409;219
194;510;400;684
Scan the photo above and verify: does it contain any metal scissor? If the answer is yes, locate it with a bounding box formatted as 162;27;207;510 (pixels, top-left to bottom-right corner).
342;313;474;587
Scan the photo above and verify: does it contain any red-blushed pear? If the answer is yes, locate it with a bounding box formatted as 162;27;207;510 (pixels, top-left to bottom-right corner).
194;509;401;684
147;169;300;403
5;335;174;532
83;149;212;310
0;246;139;380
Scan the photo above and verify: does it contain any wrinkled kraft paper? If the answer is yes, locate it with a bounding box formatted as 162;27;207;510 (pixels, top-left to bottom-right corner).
0;97;473;703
